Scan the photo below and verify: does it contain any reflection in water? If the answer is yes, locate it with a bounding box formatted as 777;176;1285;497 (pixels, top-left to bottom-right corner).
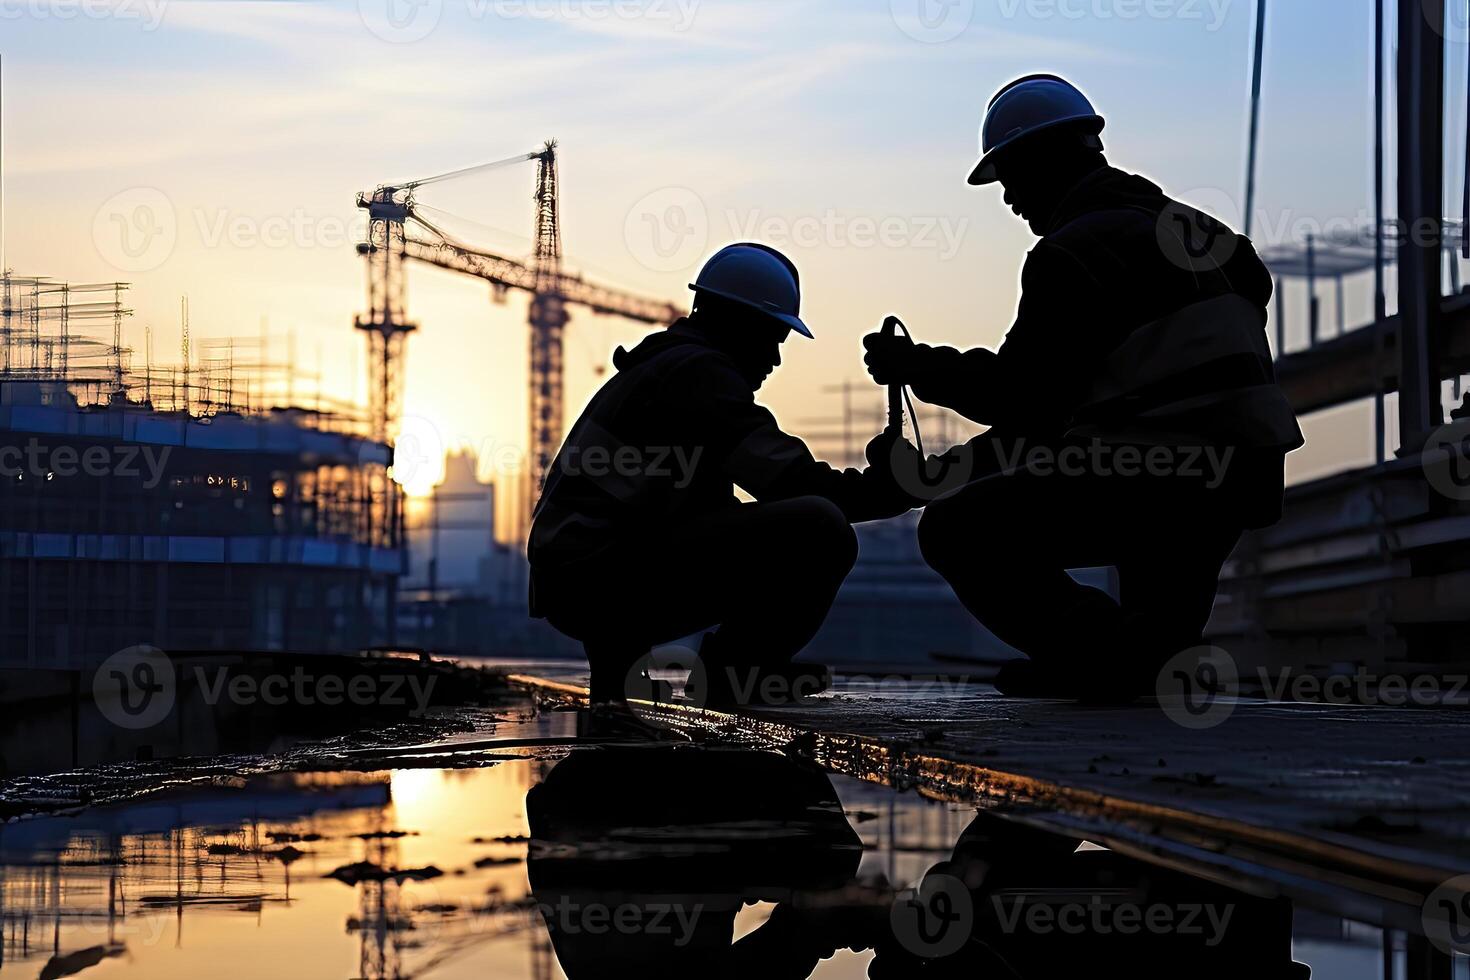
0;721;1375;978
525;745;1313;979
526;746;872;977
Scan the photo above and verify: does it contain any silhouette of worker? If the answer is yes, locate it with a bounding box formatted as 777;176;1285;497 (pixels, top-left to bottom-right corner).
871;812;1311;979
530;243;916;705
864;75;1304;699
524;746;876;978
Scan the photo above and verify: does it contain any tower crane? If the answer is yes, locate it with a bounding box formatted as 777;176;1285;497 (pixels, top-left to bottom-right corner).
354;141;681;539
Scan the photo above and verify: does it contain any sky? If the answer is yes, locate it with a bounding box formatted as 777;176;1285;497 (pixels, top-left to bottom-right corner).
2;0;1456;518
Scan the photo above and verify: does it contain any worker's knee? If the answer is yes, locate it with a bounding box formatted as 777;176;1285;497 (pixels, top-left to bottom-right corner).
785;496;858;576
917;497;964;574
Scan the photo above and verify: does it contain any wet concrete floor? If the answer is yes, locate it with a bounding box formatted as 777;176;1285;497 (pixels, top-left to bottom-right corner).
0;684;1452;979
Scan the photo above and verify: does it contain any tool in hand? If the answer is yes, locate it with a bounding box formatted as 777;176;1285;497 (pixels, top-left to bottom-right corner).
879;315;925;458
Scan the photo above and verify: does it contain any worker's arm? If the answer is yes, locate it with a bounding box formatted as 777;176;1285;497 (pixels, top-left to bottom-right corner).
865;243;1095;432
666;351;918;523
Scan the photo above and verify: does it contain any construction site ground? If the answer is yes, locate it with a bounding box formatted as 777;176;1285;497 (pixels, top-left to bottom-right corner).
505;663;1470;937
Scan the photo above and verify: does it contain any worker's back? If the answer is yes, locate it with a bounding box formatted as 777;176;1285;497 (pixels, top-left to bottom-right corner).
529;322;746;570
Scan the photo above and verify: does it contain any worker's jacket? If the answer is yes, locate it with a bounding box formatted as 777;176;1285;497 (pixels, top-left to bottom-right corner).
528;321;909;576
906;166;1303;526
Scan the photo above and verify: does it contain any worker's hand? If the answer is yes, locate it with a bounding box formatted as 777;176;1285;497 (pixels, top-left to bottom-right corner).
862;429;925;518
865;427;918;471
868;430;980;504
863;331;917;386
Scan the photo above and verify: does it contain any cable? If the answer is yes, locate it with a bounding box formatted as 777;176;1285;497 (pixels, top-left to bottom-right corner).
880;315;925;459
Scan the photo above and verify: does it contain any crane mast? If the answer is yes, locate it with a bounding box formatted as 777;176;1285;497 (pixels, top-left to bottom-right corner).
528;142;567;528
355;142;681;543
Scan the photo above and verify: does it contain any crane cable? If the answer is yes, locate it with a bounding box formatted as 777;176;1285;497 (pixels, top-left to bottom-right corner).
381;149;544;194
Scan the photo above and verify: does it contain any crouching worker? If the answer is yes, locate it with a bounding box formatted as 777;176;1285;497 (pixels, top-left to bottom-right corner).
529;243;917;706
864;76;1305;701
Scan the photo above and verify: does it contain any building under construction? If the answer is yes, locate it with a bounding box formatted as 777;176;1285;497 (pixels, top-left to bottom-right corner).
0;273;405;668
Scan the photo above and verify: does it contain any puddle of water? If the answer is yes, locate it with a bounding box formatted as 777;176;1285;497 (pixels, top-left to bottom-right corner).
0;707;1437;979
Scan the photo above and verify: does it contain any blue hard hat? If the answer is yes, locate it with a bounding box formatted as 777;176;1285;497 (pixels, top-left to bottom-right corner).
689;243;812;339
969;74;1105;185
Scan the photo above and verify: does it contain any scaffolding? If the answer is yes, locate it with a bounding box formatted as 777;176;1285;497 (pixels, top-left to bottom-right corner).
0;270;372;437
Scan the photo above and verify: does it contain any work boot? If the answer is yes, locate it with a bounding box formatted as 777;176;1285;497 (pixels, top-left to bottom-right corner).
584;641;651;705
993;659;1147;704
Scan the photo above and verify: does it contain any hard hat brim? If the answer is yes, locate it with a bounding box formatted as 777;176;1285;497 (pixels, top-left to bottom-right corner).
968;114;1105;186
688;284;814;338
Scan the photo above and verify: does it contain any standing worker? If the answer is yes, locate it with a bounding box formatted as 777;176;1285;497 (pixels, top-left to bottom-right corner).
864;75;1303;699
531;243;917;705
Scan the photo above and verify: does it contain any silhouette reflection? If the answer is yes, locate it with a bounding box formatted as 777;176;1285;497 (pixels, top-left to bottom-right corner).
872;813;1312;979
528;743;1312;979
526;745;874;978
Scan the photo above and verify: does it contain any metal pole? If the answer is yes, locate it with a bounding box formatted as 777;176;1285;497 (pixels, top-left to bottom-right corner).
1335;274;1346;336
1306;234;1319;346
1396;0;1446;448
1244;0;1269;237
1373;0;1387;463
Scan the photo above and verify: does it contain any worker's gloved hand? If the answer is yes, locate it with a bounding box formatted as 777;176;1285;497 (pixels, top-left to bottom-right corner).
863;330;918;386
862;429;926;517
868;430;981;504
